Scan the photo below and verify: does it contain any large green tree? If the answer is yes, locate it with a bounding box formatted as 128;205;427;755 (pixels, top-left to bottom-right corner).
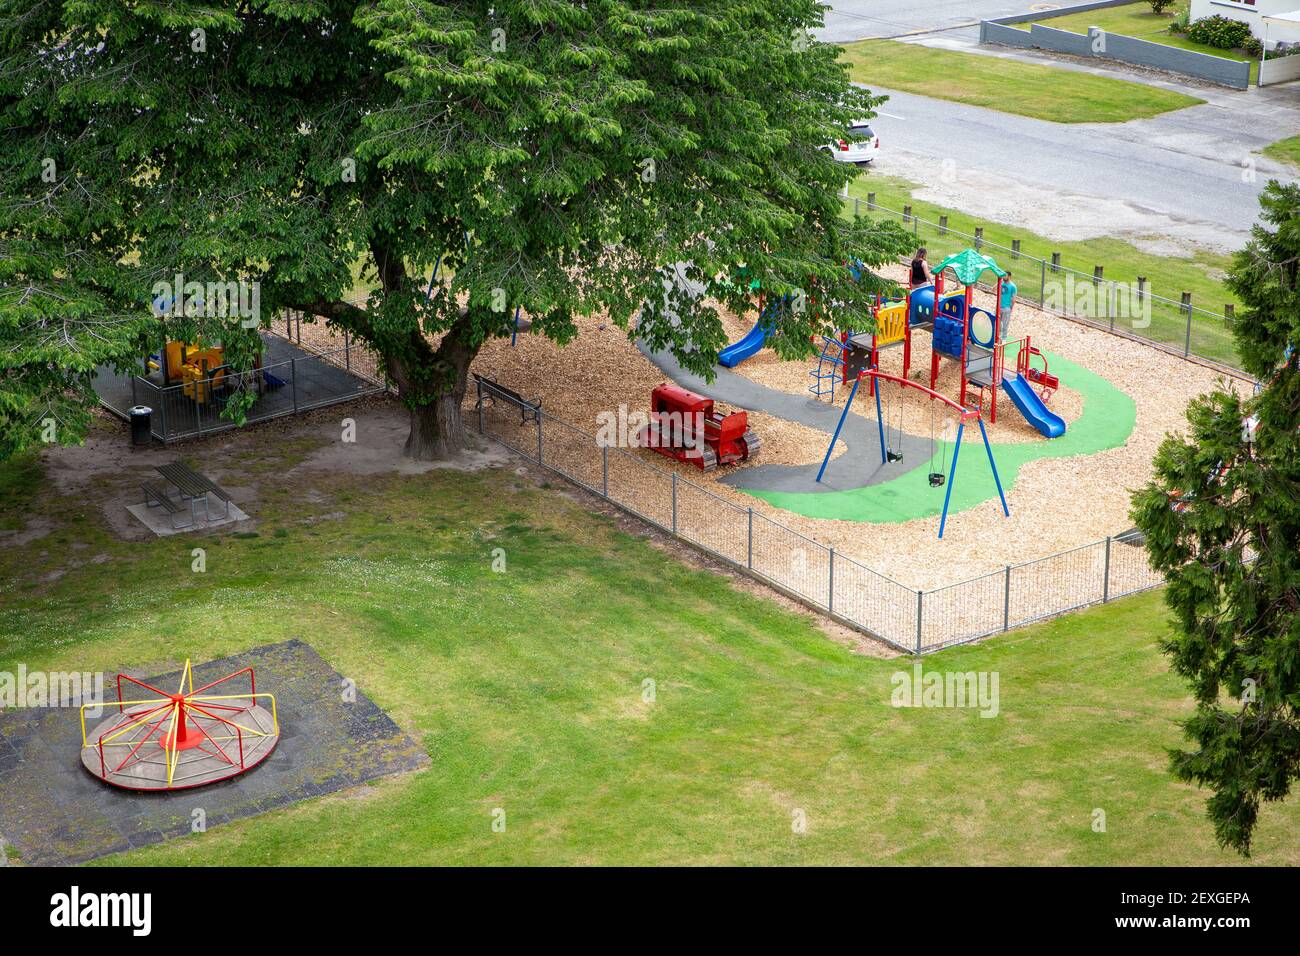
1132;180;1300;855
1;0;908;460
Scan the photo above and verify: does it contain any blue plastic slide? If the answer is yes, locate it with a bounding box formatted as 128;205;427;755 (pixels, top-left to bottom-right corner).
718;300;781;368
1001;373;1066;438
718;322;770;368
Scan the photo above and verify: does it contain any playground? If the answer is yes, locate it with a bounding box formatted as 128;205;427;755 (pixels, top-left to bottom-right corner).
5;411;1300;866
466;251;1250;592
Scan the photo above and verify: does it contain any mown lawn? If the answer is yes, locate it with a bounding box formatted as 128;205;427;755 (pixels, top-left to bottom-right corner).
1021;1;1260;86
841;173;1243;368
1264;134;1300;172
839;39;1203;124
2;420;1298;866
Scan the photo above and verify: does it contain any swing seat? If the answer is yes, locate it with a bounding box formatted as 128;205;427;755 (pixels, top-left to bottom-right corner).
887;451;903;463
928;472;946;488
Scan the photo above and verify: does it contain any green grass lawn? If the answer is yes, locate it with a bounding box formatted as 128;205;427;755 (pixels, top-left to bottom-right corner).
3;418;1300;866
839;39;1203;124
843;173;1243;368
1021;1;1259;85
1264;133;1300;172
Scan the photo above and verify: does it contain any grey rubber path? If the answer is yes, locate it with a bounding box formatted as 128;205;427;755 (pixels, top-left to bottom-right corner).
636;339;937;495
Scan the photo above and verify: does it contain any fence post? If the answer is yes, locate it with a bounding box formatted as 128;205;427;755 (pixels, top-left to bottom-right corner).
1039;257;1046;305
476;379;485;434
939;214;948;233
1224;303;1235;325
974;226;983;250
866;192;875;208
915;590;923;654
291;358;298;413
1003;565;1012;631
671;472;678;533
747;508;754;569
854;197;861;217
195;392;202;438
1137;276;1146;307
344;330;351;370
158;392;168;441
1182;292;1193;357
828;548;835;613
1102;536;1112;603
1050;252;1060;274
536;412;543;464
902;204;911;223
602;444;609;497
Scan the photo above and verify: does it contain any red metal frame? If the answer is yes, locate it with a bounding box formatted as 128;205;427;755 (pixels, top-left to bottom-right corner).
856;367;981;423
926;266;1006;422
84;663;276;791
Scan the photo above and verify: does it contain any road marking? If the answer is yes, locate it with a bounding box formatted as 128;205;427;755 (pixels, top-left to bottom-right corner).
876;111;907;120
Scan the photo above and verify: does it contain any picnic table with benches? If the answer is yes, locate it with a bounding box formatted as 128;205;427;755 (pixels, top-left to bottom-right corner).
141;462;233;528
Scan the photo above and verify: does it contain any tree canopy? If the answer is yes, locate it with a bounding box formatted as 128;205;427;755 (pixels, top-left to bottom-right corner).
1;0;909;460
1132;180;1300;855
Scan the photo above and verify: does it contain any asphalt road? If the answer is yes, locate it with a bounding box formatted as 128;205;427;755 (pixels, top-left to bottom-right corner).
861;86;1285;252
819;6;1299;251
817;0;1036;41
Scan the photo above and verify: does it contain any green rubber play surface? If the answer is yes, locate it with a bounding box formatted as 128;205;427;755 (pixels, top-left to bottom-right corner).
741;348;1137;522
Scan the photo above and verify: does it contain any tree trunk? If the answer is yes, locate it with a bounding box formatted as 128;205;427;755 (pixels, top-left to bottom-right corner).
385;307;481;462
403;392;468;460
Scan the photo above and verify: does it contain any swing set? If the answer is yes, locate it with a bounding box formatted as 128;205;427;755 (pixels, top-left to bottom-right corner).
815;367;1010;539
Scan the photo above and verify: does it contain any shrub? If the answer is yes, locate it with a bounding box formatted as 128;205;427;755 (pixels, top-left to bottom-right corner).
1187;15;1254;51
1243;36;1263;58
1168;14;1189;35
1148;0;1177;13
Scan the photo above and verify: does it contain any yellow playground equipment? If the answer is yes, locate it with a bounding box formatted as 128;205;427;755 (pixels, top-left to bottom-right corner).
874;301;908;347
147;341;229;404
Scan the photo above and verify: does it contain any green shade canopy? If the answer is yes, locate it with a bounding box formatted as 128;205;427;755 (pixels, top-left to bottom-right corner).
934;248;1006;286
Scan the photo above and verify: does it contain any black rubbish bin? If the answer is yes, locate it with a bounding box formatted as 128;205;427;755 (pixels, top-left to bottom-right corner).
129;405;152;446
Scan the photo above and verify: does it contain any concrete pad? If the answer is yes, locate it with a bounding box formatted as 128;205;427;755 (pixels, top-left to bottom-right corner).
126;498;250;536
0;640;429;866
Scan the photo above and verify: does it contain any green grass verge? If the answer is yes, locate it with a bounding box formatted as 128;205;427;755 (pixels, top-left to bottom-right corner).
843;174;1243;368
745;345;1136;521
3;429;1300;865
1263;134;1300;172
1020;2;1259;86
839;39;1203;124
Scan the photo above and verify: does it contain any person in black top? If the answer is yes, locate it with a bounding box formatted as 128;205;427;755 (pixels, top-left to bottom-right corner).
910;247;931;288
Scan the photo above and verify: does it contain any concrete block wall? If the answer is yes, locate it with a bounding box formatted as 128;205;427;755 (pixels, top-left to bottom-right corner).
981;1;1253;90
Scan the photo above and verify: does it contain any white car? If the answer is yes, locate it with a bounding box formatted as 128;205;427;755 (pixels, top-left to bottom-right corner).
824;121;879;165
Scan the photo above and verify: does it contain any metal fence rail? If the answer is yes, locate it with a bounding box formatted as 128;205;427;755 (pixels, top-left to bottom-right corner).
118;341;385;443
473;379;1165;654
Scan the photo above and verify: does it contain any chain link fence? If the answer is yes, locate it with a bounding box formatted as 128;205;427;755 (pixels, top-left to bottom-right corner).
847;195;1244;374
105;331;384;443
474;379;1163;654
